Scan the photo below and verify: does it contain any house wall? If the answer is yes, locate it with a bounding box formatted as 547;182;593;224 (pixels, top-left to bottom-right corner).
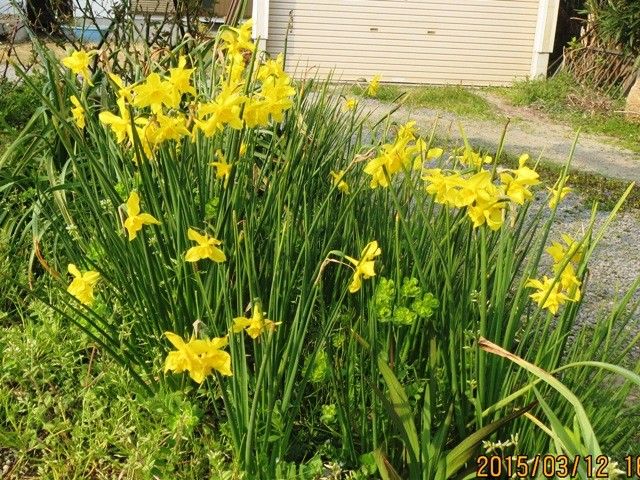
266;0;542;86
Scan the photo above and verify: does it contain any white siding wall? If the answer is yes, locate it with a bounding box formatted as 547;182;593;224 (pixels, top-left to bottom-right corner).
266;0;540;86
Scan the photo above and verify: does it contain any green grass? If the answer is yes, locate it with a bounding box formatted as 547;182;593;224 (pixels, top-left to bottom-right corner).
352;83;498;119
496;72;640;152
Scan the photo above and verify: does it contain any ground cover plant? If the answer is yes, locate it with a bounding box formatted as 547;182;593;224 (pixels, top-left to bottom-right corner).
2;20;640;478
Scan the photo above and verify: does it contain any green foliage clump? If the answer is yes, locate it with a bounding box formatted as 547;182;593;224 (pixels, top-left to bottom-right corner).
0;76;44;131
585;0;640;54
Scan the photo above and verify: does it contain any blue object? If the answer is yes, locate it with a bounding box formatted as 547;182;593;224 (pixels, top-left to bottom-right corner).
62;25;107;43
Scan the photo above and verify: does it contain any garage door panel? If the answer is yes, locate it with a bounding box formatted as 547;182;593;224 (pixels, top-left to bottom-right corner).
267;0;539;85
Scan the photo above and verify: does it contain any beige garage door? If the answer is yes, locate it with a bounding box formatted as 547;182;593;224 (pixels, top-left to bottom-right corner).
266;0;540;86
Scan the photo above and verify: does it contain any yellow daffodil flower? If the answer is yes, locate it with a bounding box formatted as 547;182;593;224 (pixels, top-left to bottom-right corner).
132;73;179;113
467;197;505;231
396;121;416;141
69;95;85;129
226;52;247;84
500;154;540;205
239;143;247;156
548;185;572;209
366;74;381;97
345;241;381;293
423;169;463;205
108;73;133;101
232;303;281;339
454;170;495;208
364;142;409;188
168;55;197;98
457;147;492;169
555;263;582;302
546;233;584;265
257;53;286;80
220;19;255;56
343;97;358;111
210;150;232;181
242;98;271;128
330;170;349;194
164;331;232;383
259;75;296;122
185;228;226;263
154;111;191;143
123;191;160;241
195;83;246;136
67;264;100;305
99;97;131;144
526;276;572;315
61;49;95;85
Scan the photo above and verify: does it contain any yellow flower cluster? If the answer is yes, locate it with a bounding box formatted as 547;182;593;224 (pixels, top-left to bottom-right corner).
163;331;232;383
164;298;283;383
526;234;583;315
422;153;540;231
60;21;295;161
363;121;441;188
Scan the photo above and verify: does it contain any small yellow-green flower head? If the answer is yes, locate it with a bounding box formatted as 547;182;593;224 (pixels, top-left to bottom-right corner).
546;233;584;265
123;191;160;241
185;228;226;263
232;303;281;339
164;331;232;383
345;241;381;293
69;95;85;129
220;18;256;56
61;49;95;85
99;97;131;144
67;264;100;305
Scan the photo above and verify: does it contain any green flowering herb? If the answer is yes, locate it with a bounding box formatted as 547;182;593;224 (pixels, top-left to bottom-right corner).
400;277;422;298
393;306;417;326
412;292;439;318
